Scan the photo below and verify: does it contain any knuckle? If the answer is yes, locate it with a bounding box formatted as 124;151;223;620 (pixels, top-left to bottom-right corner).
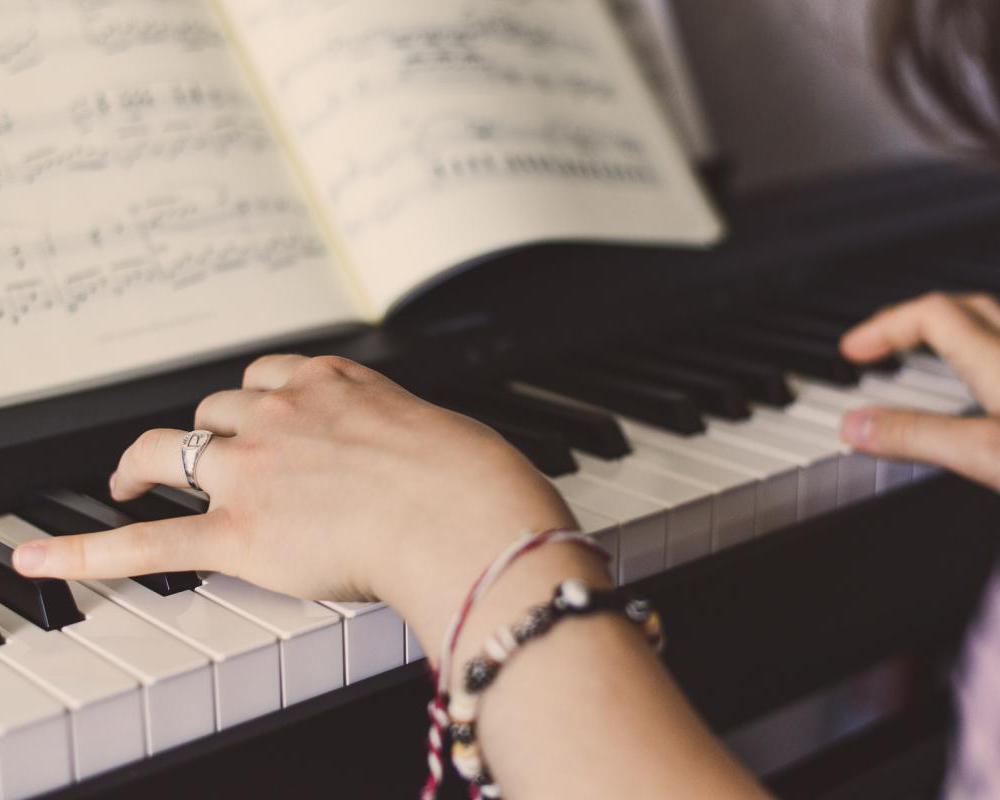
129;428;169;467
297;355;359;381
254;390;297;421
194;394;218;424
242;354;274;385
918;291;958;317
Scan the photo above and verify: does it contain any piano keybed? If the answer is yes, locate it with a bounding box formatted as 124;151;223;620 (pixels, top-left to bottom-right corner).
3;163;1000;799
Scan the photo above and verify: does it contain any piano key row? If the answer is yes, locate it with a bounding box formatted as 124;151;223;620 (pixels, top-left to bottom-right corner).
0;347;971;798
543;352;969;584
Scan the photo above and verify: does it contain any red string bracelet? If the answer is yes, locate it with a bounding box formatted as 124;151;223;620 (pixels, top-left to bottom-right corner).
420;528;610;800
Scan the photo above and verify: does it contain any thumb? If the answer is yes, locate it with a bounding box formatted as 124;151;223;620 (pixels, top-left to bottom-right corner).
841;407;1000;490
13;510;234;581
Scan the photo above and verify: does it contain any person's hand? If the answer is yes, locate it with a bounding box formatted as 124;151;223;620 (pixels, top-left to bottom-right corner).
12;355;579;654
840;291;1000;488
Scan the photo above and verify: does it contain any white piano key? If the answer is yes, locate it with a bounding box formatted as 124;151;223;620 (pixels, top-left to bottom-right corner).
0;516;215;755
196;574;344;707
706;418;840;519
574;452;715;566
0;606;143;781
553;473;671;580
618;419;800;536
790;375;963;416
779;401;879;504
77;575;280;731
893;365;975;402
319;602;404;685
874;458;914;493
857;374;968;414
904;352;958;378
790;370;961;494
626;442;757;551
405;624;425;664
0;660;72;800
511;379;790;540
565;501;620;585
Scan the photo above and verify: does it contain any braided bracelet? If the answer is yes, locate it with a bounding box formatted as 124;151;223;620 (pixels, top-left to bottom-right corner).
448;579;665;799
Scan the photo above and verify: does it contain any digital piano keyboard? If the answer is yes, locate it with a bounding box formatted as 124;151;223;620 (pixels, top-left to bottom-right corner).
3;161;1000;799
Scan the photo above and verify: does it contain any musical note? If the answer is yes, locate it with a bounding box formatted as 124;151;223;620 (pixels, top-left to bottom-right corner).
0;187;327;325
325;113;661;237
0;80;271;189
0;0;44;75
77;0;225;55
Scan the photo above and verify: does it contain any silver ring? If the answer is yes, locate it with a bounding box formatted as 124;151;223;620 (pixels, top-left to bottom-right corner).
180;430;215;492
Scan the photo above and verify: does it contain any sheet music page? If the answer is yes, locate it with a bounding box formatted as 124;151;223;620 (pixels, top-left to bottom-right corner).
607;0;717;162
217;0;724;316
0;0;359;407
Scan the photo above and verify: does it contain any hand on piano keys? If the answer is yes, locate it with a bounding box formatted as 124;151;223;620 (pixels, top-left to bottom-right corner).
839;292;999;488
0;290;985;798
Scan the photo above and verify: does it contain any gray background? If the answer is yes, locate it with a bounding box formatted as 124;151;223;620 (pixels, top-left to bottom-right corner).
671;0;936;191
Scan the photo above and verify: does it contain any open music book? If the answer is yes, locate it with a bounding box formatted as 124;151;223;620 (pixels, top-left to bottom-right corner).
1;0;722;407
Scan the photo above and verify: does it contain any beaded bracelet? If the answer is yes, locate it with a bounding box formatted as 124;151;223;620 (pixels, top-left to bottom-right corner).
421;529;612;800
448;579;665;799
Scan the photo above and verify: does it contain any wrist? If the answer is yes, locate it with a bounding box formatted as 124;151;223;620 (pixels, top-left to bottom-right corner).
379;519;605;671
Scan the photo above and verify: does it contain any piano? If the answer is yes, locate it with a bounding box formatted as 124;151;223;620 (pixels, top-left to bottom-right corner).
2;159;1000;799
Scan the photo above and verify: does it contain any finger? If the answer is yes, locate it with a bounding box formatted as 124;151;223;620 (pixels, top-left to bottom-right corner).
13;512;235;580
111;428;231;502
842;407;1000;489
284;354;387;386
839;293;1000;407
957;293;1000;333
194;389;264;435
242;354;309;390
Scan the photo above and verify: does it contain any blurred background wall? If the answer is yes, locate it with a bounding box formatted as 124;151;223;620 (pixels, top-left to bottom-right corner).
670;0;937;192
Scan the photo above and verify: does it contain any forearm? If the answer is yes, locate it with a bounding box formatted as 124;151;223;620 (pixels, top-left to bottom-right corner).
401;542;769;800
480;613;768;800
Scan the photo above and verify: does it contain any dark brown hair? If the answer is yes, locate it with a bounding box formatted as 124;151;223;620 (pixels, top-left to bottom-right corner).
877;0;1000;160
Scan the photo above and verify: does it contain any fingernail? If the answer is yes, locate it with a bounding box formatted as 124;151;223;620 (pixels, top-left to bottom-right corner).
842;409;875;446
14;544;47;575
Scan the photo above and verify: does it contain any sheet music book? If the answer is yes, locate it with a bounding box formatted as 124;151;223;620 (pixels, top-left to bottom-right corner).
1;0;722;406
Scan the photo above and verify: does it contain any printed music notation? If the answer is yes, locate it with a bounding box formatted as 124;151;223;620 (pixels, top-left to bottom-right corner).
0;80;271;188
78;0;225;55
0;188;326;326
327;113;661;236
1;0;43;75
2;0;227;77
273;4;616;137
226;0;667;237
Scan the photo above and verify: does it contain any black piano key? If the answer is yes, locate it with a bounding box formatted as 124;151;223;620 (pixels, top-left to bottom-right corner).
87;484;202;523
519;365;705;434
786;294;883;326
16;495;201;596
639;342;794;406
583;353;751;420
0;543;84;631
745;311;901;373
441;387;630;460
697;324;861;385
473;415;577;477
